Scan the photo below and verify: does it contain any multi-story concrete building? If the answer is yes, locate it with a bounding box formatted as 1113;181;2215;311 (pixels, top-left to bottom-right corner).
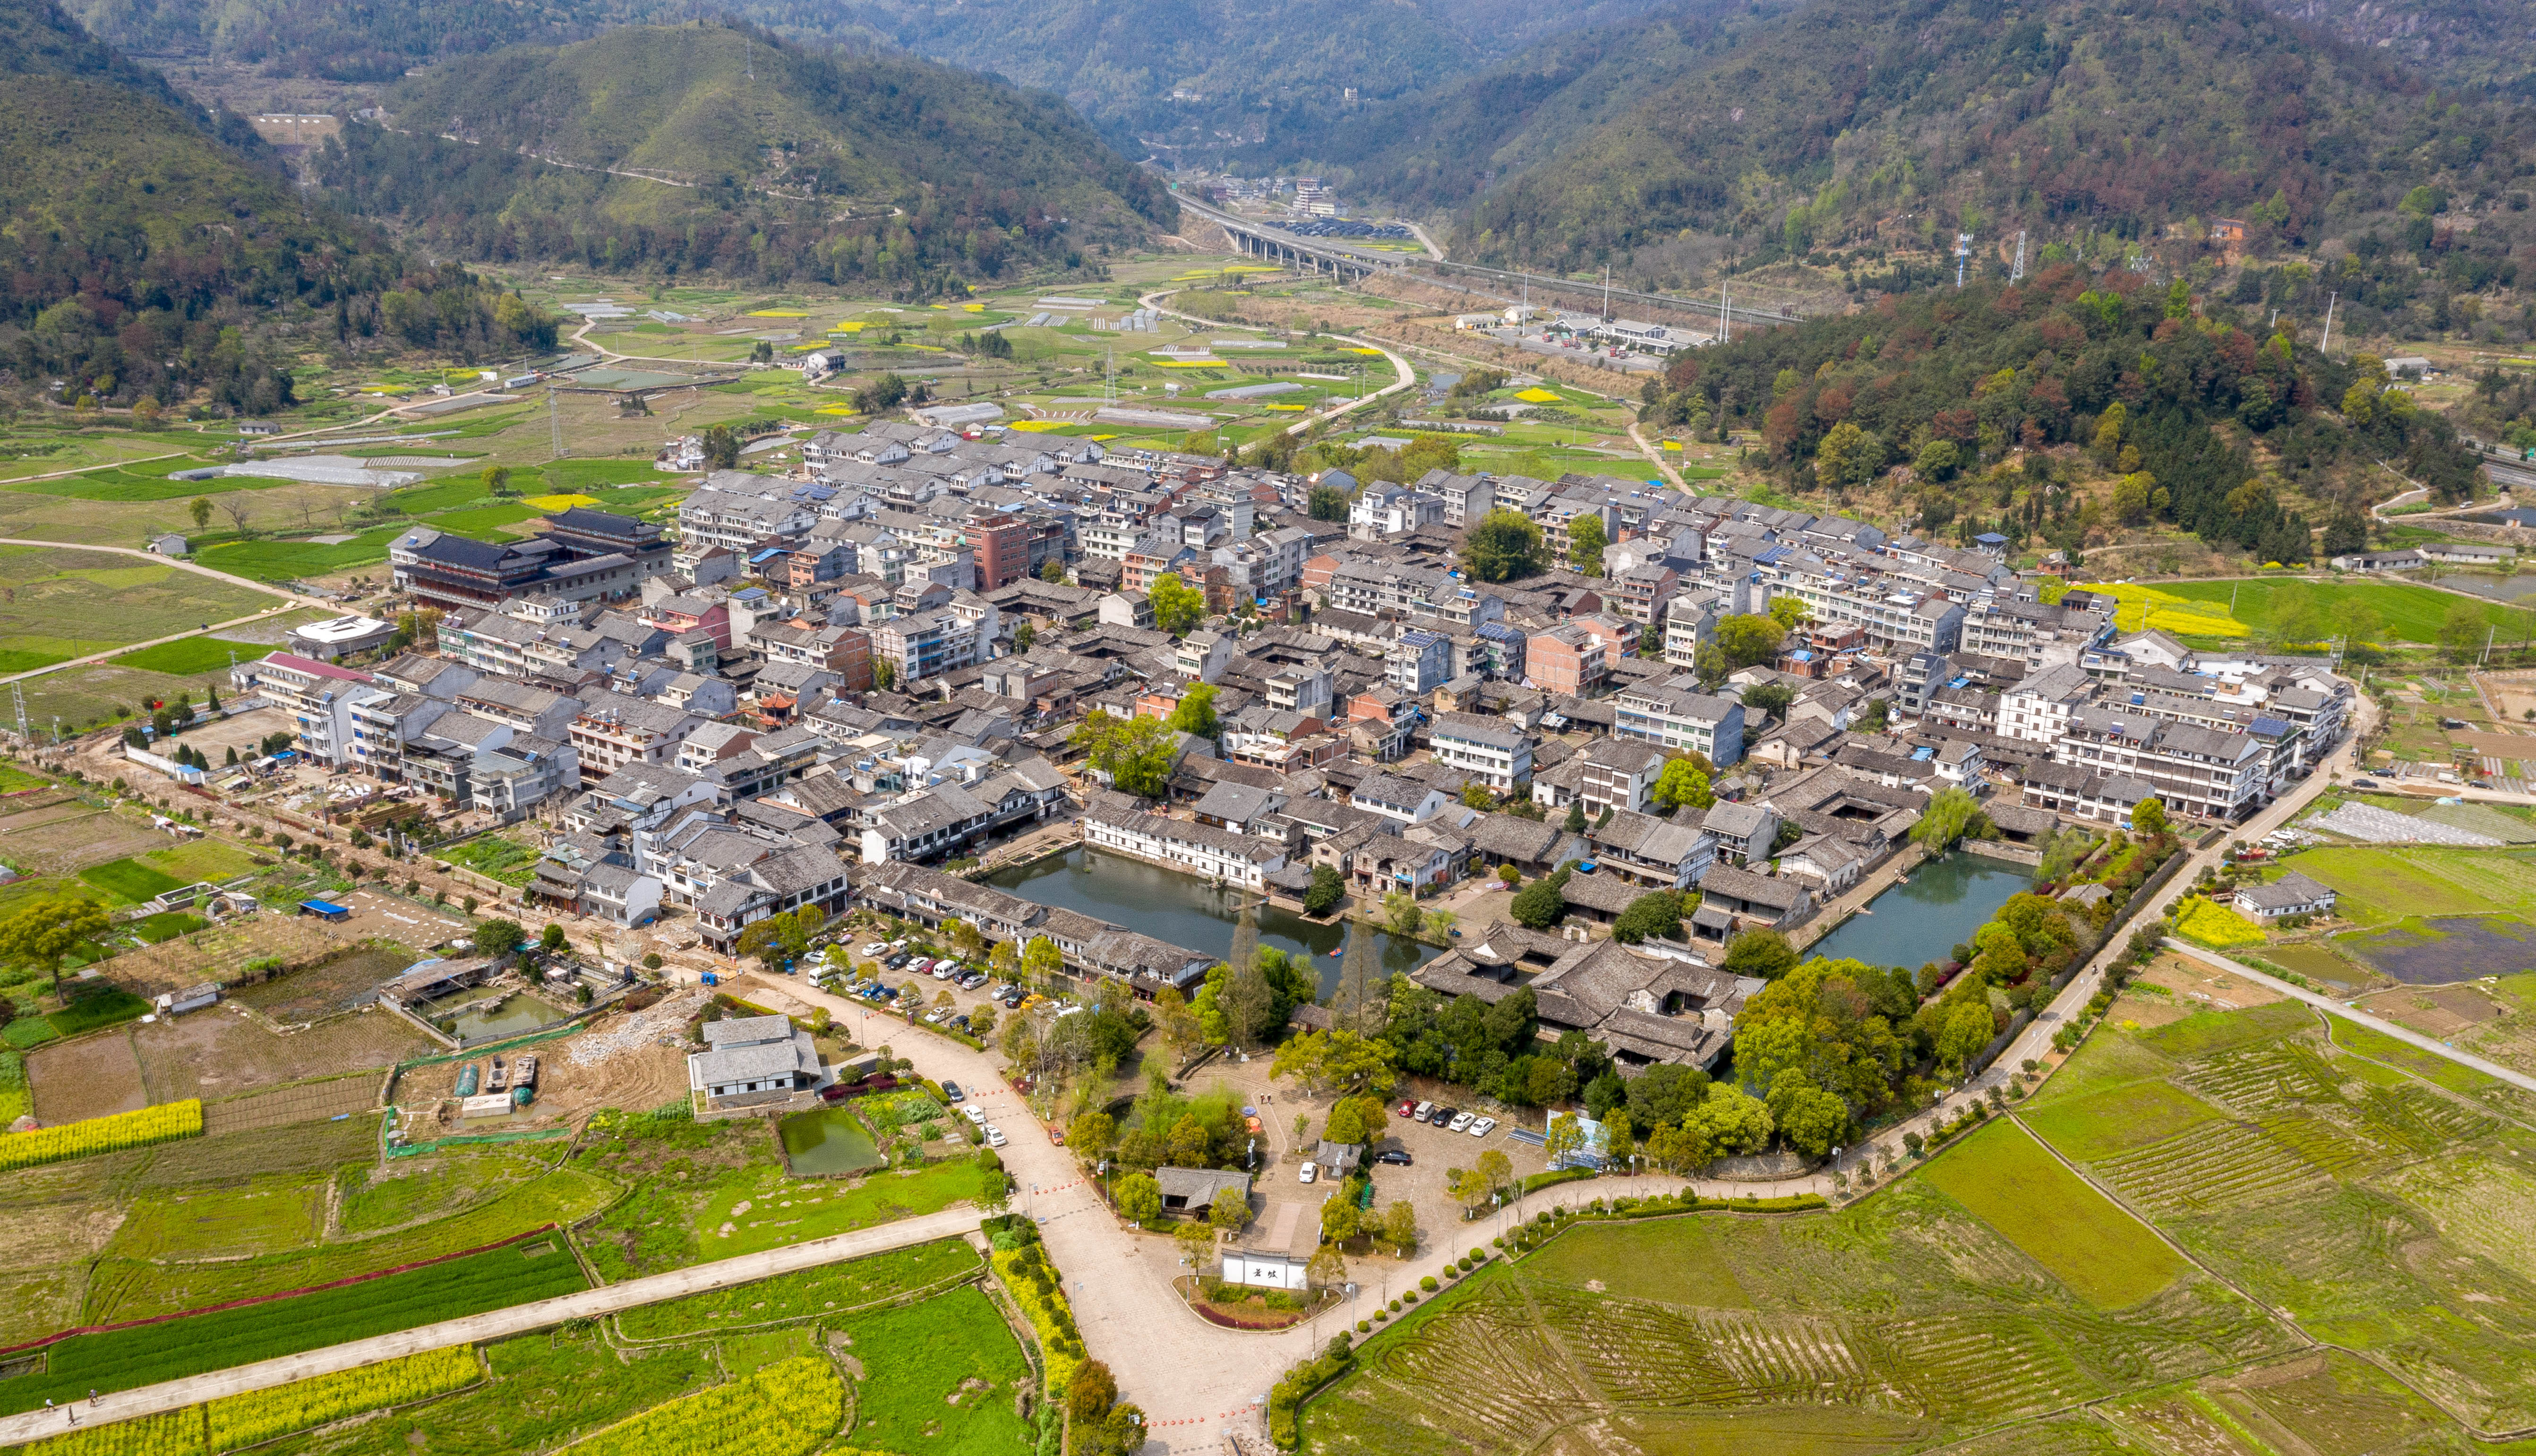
1428;712;1534;794
1607;564;1679;625
2052;707;2267;821
1526;625;1608;697
567;697;705;785
1349;484;1445;539
1769;569;1964;654
1997;663;2097;745
1080;798;1289;890
1661;590;1726;671
1386;628;1452;696
960;513;1035;591
1576;738;1668;817
1961;595;2116;670
1613;678;1747;766
871;611;979;687
241;654;376;767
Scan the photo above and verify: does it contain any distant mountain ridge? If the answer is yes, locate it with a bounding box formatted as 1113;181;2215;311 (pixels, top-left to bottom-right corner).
318;23;1175;290
0;0;377;412
1269;0;2536;280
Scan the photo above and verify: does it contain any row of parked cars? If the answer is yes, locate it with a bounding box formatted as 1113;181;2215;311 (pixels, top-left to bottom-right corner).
957;1101;1009;1149
1402;1099;1498;1138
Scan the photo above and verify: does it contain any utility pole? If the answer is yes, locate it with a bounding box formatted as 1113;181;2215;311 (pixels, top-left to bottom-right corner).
1601;263;1611;323
1719;280;1728;347
2321;292;2338;355
2483;623;2496;668
10;683;23;743
548;386;564;460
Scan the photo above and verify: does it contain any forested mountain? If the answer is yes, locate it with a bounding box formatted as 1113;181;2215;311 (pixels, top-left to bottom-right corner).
828;0;1679;151
0;0;549;415
1276;0;2536;283
65;0;1676;150
317;24;1176;291
1640;268;2480;565
2263;0;2536;96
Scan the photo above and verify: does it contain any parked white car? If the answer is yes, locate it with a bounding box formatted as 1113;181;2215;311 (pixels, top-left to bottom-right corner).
962;1104;987;1125
1448;1112;1475;1133
1467;1117;1497;1138
1298;1161;1318;1184
860;942;888;957
985;1125;1008;1148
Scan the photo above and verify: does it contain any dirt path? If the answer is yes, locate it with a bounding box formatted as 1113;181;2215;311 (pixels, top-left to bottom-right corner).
1135;290;1416;440
0;593;315;687
0;1207;983;1449
2162;940;2536;1096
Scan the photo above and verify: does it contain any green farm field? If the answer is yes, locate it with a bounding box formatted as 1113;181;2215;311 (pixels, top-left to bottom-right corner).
110;635;280;676
828;1285;1031;1456
85;1251;1011;1456
1306;994;2536;1453
2019;1078;2224;1161
615;1237;979;1340
1301;1182;2293;1456
575;1111;985;1280
2022;998;2536;1433
2152;577;2536;643
0;547;283;662
80;1165;619;1322
0;1235;587;1414
1920;1120;2188;1309
2286;844;2536;925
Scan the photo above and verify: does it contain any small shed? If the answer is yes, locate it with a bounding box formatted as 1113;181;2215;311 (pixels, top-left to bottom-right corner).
148;533;188;557
298;899;351;921
158;983;220;1016
1220;1248;1311;1291
1312;1139;1362;1177
1154;1165;1251;1216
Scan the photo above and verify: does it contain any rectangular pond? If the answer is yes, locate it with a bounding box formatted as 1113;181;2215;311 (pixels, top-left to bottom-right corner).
1805;852;2036;973
412;990;552;1043
779;1106;885;1176
981;845;1439;997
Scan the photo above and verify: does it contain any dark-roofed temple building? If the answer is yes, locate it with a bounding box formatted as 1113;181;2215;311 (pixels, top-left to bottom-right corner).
390;508;671;612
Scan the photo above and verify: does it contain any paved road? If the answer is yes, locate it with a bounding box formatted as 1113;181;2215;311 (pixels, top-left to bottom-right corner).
2163;940;2536;1095
0;1207;983;1448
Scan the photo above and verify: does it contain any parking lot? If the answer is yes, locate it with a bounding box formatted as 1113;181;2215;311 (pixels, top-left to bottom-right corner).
778;937;1559;1259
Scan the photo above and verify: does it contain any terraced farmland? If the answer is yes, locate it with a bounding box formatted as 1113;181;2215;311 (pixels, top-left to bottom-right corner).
1301;1173;2296;1456
1305;993;2536;1453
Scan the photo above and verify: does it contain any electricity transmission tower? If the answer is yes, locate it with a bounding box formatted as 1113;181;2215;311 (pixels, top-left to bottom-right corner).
2009;230;2027;283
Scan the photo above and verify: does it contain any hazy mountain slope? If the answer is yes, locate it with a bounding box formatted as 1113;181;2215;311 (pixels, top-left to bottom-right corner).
0;0;396;411
1331;0;2534;273
318;23;1174;289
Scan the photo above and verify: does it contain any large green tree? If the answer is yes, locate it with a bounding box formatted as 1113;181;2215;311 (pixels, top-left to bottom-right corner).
1072;710;1178;797
1462;509;1545;583
1148;573;1207;636
0;896;111;994
1715;614;1787;668
1567;514;1607;576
